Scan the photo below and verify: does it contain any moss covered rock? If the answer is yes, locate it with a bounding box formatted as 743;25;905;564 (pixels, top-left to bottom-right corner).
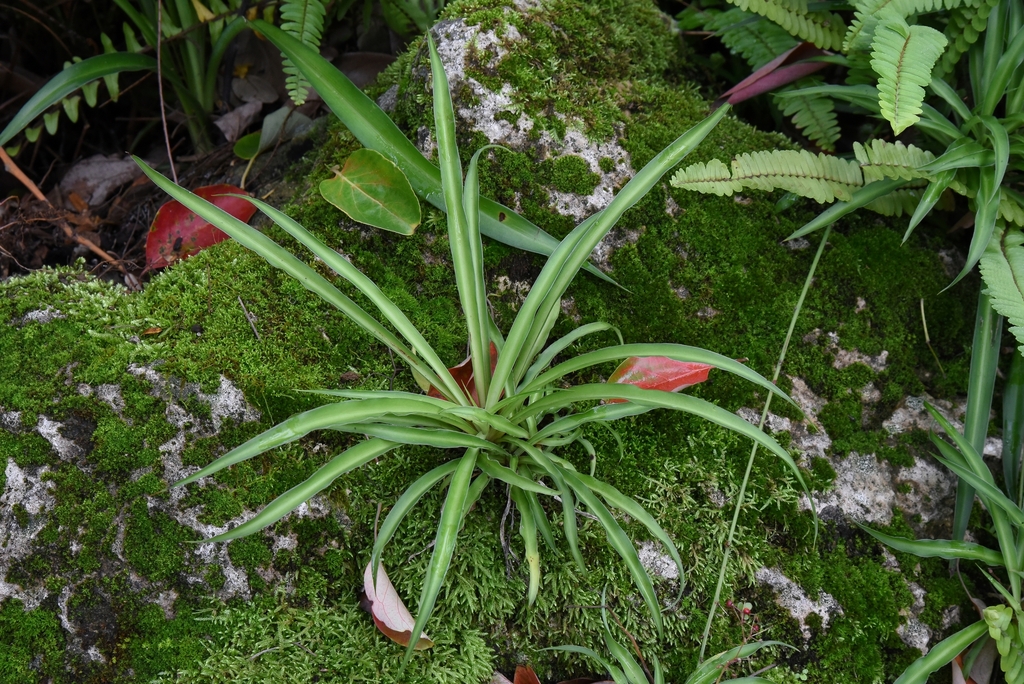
0;0;987;682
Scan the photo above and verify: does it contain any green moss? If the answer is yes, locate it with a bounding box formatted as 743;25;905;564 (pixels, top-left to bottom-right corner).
0;600;66;683
540;154;601;194
123;500;196;582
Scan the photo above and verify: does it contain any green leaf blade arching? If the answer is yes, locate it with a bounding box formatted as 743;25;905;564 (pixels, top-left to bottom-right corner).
320;149;422;235
870;15;948;135
893;620;988;684
979;225;1024;353
0;52;156;147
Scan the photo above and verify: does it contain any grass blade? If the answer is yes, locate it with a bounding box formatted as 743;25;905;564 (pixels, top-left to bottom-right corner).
404;448;478;665
175;398;457;486
134;159;433;384
510;487;541;605
523;322;621;385
525;490;557;553
687;642;790;684
787;178;906;240
858;524;1003;565
245;197;464;403
428;35;491;405
575;471;686;605
512;343;797;412
1003;352;1024;506
531;403;652;444
335;423;495;450
519;444;585;571
442;406;530;439
371;461;460;583
249;19;612;281
207;438;398;542
487;106;730;406
893;620;987;684
477;453;554;495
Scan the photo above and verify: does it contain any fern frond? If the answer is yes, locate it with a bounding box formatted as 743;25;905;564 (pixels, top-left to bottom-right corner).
865;187;922;215
1001;190;1024;228
708;8;799;68
727;0;847;50
845;0;967;51
776;84;840;151
936;0;999;76
853;139;935;182
870;15;948;134
979;224;1024;352
670;159;741;195
730;149;864;202
280;0;328;105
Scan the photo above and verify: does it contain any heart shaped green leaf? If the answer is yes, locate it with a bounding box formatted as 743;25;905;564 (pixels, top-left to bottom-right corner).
320;148;421;235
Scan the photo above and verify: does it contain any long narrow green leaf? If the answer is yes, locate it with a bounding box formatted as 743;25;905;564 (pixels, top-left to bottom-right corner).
476;453;554;495
981;23;1024;116
918;138;993;174
511;343;796;411
951;119;1009;286
788;179;907;240
510;487;541;605
428;35;491;406
545;645;620;680
248;20;612;282
525;490;557;553
929;78;972;123
174;398;456;486
442;406;530;439
0;53;156;147
207;438;398;542
858;525;1003;565
371;461;460;584
893;620;988;684
404;449;478;665
1003;352;1024;506
245;197;464;403
560;468;663;633
601;624;648;684
774;84;881;112
930;448;1024;527
134;160;437;386
523;321;620;386
518;443;585;571
531;403;652;444
575;471;686;604
515;384;807;497
688;642;790;684
904;169;955;242
487;106;730;406
335;423;495;450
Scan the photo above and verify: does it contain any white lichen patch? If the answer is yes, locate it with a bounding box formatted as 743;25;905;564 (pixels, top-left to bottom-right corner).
77;383;126;417
897;582;932;654
0;459;56;608
16;306;66;325
637;541;679;580
35;415;84;460
755;567;843;640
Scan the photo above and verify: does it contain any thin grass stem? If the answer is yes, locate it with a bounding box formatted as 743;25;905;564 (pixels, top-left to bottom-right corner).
698;225;831;661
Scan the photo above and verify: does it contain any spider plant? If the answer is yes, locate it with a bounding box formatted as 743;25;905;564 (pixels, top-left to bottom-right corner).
134;35;809;664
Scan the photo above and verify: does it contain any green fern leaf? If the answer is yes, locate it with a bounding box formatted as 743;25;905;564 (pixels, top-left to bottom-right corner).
708;8;799;68
979;224;1024;353
845;0;966;51
870;15;947;134
776;83;840;151
670;159;741;195
853;139;935;182
280;0;328;105
864;187;922;215
1001;190;1024;228
727;0;847;50
936;0;999;76
730;149;863;202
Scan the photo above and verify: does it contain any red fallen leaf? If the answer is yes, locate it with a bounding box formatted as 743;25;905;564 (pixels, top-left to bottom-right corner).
515;666;542;684
715;42;830;107
605;356;713;404
427;342;499;405
362;561;433;650
145;184;256;269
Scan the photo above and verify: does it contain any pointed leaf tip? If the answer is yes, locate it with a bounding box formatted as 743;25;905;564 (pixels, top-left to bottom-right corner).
606;356;713;403
362;561;434;650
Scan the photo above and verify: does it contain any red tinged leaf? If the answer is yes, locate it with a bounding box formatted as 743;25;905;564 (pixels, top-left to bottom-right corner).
427;342;499;405
715;42;830;107
605;356;713;404
514;666;542;684
362;561;434;650
145;184;256;268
